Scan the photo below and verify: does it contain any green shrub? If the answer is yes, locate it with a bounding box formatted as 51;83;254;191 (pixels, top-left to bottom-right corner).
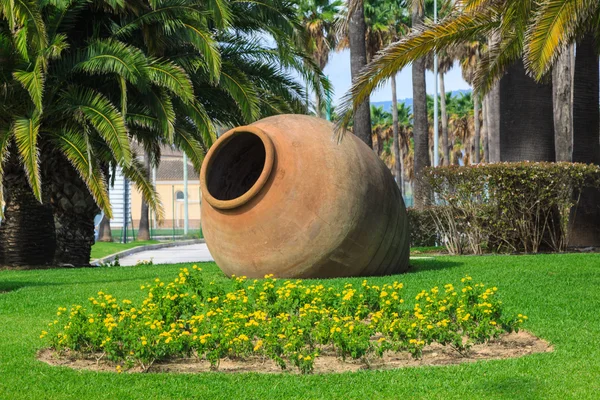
42;268;525;374
423;162;600;254
407;208;438;247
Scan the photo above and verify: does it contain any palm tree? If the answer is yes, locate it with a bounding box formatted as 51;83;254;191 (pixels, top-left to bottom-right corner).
336;0;599;163
1;0;320;266
370;105;392;155
297;0;343;116
411;0;429;208
347;0;372;146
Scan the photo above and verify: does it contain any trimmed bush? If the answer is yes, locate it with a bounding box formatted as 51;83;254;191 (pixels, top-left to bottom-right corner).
407;208;438;247
423;162;600;254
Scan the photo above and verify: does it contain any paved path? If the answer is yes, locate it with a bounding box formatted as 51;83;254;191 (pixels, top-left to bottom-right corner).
118;243;215;266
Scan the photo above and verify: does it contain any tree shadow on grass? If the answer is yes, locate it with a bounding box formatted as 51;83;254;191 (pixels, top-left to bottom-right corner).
405;258;465;273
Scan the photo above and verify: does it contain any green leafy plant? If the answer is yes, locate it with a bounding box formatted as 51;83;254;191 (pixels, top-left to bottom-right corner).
43;268;526;374
423;162;600;254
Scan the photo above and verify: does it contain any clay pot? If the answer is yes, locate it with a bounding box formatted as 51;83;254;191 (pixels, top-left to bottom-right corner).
200;115;409;278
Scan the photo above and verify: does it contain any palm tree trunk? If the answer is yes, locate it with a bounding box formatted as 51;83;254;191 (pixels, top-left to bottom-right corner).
315;94;322;118
391;75;402;193
499;60;554;161
137;153;152;241
486;84;501;162
97;214;113;242
570;35;600;246
439;71;449;165
482;97;489;162
411;0;430;208
348;0;372;147
573;36;599;165
473;93;481;163
50;155;100;266
553;45;574;162
486;32;501;163
0;158;56;267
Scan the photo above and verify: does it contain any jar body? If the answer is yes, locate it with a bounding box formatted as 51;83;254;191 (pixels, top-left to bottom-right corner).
200;115;409;278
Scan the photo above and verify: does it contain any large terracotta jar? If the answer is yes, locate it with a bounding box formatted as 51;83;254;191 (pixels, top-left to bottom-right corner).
200;115;409;278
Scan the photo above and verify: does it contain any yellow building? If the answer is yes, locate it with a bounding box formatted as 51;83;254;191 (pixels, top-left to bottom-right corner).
130;146;202;230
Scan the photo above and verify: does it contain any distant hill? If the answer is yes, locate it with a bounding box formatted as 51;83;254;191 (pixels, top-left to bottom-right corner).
371;89;472;113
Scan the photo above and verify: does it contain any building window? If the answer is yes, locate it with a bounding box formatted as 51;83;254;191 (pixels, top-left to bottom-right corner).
175;190;184;200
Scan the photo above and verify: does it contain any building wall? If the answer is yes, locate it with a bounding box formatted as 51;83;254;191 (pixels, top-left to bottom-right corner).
130;181;203;228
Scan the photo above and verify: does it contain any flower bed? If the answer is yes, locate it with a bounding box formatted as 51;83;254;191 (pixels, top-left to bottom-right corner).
42;267;527;374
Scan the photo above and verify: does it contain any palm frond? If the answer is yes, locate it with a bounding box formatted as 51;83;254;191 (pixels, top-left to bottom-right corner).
61;85;132;165
121;157;164;221
174;123;206;171
219;65;260;122
12;56;44;110
335;8;499;139
147;59;195;103
0;127;11;218
143;88;176;142
75;39;149;85
525;0;597;79
52;129;113;217
12;113;42;201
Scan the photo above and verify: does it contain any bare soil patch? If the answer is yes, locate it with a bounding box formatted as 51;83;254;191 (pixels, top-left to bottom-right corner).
38;331;551;375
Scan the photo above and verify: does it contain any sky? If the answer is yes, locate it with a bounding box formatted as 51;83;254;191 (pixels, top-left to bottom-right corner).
324;49;472;105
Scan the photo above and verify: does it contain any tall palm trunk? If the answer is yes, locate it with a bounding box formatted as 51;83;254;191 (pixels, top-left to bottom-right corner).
315;94;322;118
50;154;100;266
97;215;113;242
571;35;600;246
473;93;481;163
411;0;430;208
486;32;501;163
137;153;152;241
391;76;402;193
348;0;372;147
482;97;489;162
486;84;501;162
0;156;56;267
439;71;449;165
553;45;574;162
499;60;554;161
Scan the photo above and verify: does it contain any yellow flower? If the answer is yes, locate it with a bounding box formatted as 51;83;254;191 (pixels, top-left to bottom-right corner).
88;318;95;323
253;340;263;351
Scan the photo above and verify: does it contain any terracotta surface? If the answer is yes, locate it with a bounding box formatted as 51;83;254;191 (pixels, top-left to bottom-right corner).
200;115;409;278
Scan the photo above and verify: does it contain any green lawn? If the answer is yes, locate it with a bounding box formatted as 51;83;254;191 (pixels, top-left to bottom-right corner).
90;241;160;260
1;254;599;399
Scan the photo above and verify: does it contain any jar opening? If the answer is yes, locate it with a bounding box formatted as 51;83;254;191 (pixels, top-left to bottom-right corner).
201;126;274;210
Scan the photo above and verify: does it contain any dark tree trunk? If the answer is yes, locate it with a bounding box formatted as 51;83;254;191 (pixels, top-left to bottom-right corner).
49;155;100;266
137;153;151;241
440;71;449;165
474;93;481;163
97;214;113;242
411;1;430;208
0;158;56;267
553;45;574;162
499;60;555;162
391;75;403;193
571;35;600;246
348;0;372;147
573;36;600;165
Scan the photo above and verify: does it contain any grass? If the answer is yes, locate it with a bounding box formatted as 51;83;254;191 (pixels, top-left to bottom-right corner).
90;240;160;260
1;253;599;399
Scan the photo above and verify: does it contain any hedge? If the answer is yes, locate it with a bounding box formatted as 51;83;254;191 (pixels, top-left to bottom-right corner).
421;162;600;254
